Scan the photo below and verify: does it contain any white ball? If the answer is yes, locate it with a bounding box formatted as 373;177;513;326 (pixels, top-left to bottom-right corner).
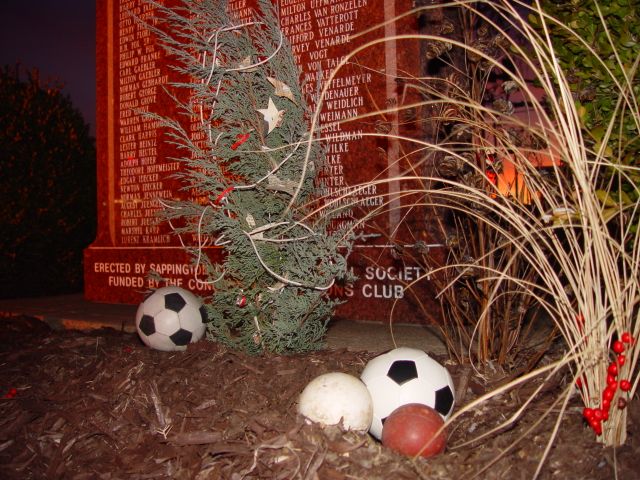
298;372;373;431
135;286;207;351
361;347;455;440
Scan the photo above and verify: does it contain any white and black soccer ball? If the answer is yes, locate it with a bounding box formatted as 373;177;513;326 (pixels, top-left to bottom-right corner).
361;347;455;440
135;286;207;351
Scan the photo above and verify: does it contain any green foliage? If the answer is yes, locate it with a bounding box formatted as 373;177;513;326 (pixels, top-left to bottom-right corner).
149;0;351;354
0;66;96;298
535;0;640;199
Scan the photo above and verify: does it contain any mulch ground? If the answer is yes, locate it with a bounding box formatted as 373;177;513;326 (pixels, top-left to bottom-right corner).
1;315;638;479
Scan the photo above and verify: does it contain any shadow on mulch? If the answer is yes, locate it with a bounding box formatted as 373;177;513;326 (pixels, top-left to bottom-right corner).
1;315;638;479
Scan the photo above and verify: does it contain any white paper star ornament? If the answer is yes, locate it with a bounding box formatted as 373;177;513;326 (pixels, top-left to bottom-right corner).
257;97;285;135
267;76;296;104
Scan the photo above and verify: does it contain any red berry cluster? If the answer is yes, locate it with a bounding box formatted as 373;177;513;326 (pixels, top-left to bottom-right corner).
3;388;17;399
582;332;634;435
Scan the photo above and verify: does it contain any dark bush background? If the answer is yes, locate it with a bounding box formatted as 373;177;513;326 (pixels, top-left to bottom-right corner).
0;65;96;298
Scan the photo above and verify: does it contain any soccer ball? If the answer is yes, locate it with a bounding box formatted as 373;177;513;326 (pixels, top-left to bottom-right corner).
135;286;207;351
361;347;455;440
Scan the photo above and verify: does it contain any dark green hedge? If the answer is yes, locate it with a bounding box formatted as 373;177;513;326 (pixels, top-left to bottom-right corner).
0;66;96;298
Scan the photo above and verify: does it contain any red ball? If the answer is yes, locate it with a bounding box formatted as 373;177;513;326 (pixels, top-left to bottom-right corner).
381;404;447;458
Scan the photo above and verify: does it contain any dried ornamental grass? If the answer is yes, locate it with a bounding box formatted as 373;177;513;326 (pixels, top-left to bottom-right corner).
304;0;638;451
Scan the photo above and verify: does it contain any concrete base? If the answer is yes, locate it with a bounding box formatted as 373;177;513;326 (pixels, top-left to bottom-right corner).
0;294;447;354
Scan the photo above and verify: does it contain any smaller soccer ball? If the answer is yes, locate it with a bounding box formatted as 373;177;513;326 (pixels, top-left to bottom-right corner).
298;372;373;432
135;286;207;351
361;347;455;440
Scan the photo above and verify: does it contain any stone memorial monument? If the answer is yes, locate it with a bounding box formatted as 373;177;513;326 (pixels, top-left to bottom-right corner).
85;0;443;323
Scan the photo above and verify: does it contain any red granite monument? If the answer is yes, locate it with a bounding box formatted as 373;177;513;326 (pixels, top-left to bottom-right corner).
85;0;443;323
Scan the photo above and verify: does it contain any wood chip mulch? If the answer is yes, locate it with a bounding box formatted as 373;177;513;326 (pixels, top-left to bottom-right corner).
1;316;638;479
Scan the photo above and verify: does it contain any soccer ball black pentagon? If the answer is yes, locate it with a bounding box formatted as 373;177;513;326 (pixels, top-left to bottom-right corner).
361;347;455;440
135;286;207;351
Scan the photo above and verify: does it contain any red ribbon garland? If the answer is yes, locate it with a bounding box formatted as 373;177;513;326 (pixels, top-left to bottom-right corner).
215;186;235;205
231;133;250;150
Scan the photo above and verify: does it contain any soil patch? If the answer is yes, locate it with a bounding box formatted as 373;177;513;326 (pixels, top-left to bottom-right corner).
1;316;638;479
